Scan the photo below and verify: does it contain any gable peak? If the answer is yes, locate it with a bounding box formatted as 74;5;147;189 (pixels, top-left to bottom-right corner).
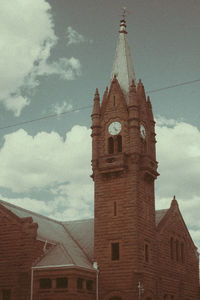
170;195;179;209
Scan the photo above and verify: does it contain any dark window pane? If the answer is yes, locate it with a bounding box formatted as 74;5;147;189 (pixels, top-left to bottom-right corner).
111;242;119;260
39;278;52;289
2;290;11;300
114;201;117;216
56;277;68;288
181;242;184;263
145;244;149;262
108;137;114;154
170;237;174;260
176;240;179;261
77;278;83;289
117;135;122;152
86;280;93;291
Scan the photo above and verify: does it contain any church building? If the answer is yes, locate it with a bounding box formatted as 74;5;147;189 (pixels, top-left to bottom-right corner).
0;17;199;300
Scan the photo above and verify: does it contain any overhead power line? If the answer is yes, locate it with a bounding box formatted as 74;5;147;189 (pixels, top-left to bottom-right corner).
0;78;199;131
147;78;200;93
0;105;92;131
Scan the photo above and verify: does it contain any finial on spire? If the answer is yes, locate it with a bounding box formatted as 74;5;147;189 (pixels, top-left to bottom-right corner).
121;7;127;20
119;7;130;34
170;195;179;208
95;88;99;96
92;88;100;116
121;6;130;20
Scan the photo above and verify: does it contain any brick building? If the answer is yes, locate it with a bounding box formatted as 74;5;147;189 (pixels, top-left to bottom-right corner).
0;18;199;300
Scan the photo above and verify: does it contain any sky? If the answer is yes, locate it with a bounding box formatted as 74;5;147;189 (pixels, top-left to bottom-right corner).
0;0;200;248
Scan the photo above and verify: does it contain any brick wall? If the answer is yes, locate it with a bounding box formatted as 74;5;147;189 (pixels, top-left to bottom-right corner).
32;267;96;300
0;206;45;300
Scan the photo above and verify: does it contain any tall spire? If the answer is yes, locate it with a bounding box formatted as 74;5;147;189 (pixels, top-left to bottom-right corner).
110;14;136;99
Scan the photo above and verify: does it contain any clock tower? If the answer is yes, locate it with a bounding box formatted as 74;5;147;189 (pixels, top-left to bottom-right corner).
91;17;159;300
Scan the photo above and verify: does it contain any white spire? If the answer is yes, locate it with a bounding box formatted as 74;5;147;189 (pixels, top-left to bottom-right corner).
110;18;136;98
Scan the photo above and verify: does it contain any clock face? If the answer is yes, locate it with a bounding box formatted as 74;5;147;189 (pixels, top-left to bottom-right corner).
140;124;146;139
108;121;122;135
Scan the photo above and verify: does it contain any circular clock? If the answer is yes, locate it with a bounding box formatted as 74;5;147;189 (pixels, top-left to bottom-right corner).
108;121;122;135
140;124;146;139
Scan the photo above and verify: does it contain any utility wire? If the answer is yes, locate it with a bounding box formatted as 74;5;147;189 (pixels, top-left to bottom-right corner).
0;105;92;130
0;78;199;131
147;78;200;93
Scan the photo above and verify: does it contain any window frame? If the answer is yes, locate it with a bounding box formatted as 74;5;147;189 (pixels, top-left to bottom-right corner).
39;278;52;289
56;277;68;289
111;242;120;261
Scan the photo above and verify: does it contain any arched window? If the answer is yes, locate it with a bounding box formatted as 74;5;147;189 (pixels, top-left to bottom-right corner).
145;243;149;263
108;137;114;154
113;201;117;216
117;135;122;152
176;240;179;261
181;242;184;263
170;237;174;260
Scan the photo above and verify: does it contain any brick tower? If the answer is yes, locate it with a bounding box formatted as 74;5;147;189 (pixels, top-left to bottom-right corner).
91;17;159;300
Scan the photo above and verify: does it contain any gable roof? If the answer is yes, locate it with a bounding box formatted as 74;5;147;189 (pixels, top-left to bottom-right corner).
155;209;168;226
0;199;168;269
0;199;93;270
156;198;197;252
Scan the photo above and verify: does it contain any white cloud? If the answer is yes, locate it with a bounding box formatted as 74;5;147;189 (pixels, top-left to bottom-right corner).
0;125;92;193
52;101;73;116
155;119;200;200
66;26;93;46
36;57;81;80
0;0;81;116
0;125;93;220
4;95;30;117
155;117;200;249
0;194;55;216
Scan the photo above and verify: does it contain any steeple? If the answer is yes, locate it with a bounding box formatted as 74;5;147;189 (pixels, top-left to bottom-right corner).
110;17;136;99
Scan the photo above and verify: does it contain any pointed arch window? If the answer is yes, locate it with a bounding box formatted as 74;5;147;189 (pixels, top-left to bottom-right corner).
144;243;150;263
181;242;184;263
176;240;179;261
117;135;122;152
170;237;174;260
108;137;114;154
111;242;120;261
114;201;117;216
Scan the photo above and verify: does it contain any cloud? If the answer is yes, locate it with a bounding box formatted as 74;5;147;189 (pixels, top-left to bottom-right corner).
49;181;93;220
3;95;30;117
0;0;81;116
36;57;81;80
0;125;92;193
0;125;93;220
155;117;200;248
0;194;55;216
52;101;73;116
66;26;93;46
155;119;200;200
